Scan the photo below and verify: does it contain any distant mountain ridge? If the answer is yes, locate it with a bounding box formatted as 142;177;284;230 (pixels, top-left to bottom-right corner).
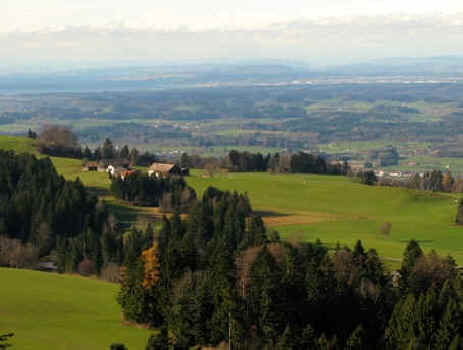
1;56;462;94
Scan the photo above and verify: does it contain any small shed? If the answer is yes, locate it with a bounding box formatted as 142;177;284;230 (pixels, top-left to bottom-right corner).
84;161;99;171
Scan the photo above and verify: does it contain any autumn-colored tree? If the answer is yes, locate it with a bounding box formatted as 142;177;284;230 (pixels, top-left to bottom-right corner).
442;172;454;193
78;259;97;276
141;243;161;289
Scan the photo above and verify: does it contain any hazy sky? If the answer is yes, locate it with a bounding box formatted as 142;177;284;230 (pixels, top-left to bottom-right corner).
2;0;463;69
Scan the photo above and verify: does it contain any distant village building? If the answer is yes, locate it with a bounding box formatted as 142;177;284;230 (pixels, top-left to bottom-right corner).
83;161;99;171
347;160;366;170
149;163;184;178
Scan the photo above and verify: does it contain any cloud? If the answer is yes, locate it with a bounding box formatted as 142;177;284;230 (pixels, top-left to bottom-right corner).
1;13;463;67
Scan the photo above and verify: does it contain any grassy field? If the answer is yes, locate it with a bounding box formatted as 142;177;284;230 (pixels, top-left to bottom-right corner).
0;268;152;350
3;135;463;348
0;135;38;154
2;136;463;265
187;170;463;265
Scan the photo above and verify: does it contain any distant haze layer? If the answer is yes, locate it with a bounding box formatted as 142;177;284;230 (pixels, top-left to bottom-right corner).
3;0;463;69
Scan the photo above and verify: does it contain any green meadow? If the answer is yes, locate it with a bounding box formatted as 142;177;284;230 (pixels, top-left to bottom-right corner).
187;171;463;265
0;268;151;350
2;136;463;264
2;135;463;348
0;135;38;155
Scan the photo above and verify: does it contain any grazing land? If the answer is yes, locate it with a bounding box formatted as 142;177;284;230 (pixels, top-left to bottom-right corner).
2;136;463;264
187;171;463;265
0;135;37;155
0;268;151;350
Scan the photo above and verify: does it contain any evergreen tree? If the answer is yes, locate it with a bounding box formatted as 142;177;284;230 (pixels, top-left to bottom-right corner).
145;326;169;350
401;240;423;277
346;325;365;350
276;324;294;350
83;146;93;160
0;333;13;349
456;200;463;225
129;148;139;164
103;138;115;159
110;344;127;350
300;324;317;349
120;145;130;160
180;153;192;168
449;335;462;350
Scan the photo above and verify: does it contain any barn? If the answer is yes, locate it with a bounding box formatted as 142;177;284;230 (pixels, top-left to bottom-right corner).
149;163;182;178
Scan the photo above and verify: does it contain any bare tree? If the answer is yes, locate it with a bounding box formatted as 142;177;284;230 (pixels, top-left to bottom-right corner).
101;263;121;283
38;125;80;156
204;162;219;178
0;236;39;268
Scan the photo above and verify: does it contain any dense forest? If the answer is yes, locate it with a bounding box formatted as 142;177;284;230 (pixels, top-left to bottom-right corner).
118;186;463;349
0;150;123;274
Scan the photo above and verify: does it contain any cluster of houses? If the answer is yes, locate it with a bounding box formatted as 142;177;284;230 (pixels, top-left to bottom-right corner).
83;160;189;180
374;169;423;180
330;160;422;180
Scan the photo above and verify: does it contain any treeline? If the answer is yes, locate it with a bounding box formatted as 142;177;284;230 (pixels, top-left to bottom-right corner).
0;150;118;273
110;171;196;211
180;150;349;175
117;186;463;349
35;126;158;166
406;170;463;193
83;138;158;167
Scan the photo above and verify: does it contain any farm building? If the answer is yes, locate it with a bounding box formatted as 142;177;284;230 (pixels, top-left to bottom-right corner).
83;161;99;171
149;163;184;178
102;159;132;169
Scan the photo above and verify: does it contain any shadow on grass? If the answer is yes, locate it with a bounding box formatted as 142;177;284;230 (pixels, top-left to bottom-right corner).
87;186;110;197
105;200;140;229
399;239;435;244
254;210;286;218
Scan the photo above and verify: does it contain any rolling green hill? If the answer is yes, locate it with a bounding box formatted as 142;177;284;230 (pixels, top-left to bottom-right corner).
187;171;463;265
0;135;37;154
0;268;151;350
2;135;463;265
2;134;463;349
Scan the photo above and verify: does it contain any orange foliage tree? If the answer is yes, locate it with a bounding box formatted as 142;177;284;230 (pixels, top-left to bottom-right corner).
141;243;161;289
